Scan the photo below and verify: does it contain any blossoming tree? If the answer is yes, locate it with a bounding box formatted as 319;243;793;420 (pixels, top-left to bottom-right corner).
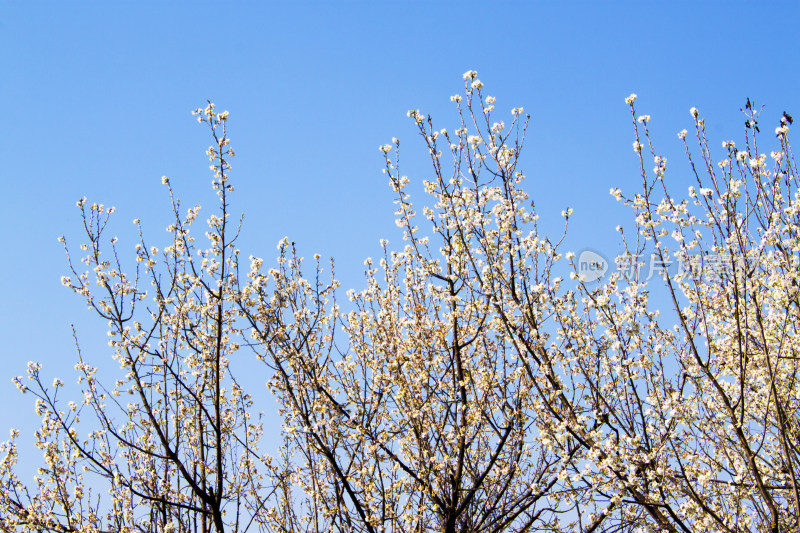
241;75;798;532
0;74;797;533
238;75;579;532
0;105;276;532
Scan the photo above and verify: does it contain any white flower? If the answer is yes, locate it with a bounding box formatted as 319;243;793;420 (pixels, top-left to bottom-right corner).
678;129;688;139
462;70;477;80
690;107;699;118
161;176;169;185
566;252;575;260
632;141;642;152
471;79;484;90
625;93;637;105
406;109;424;124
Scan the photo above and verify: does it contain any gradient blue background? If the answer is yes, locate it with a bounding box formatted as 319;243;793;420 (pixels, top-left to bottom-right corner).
2;1;798;463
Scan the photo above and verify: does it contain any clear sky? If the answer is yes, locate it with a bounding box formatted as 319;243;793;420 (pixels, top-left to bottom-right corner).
2;1;799;454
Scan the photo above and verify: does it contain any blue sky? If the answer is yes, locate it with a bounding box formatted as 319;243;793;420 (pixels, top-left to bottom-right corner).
2;1;799;451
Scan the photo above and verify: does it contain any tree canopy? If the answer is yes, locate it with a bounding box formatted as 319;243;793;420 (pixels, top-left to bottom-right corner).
1;74;798;532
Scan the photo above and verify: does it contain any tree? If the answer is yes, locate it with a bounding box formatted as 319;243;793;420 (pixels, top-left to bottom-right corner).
240;76;799;532
583;97;800;531
0;104;276;532
1;74;797;533
238;75;578;532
